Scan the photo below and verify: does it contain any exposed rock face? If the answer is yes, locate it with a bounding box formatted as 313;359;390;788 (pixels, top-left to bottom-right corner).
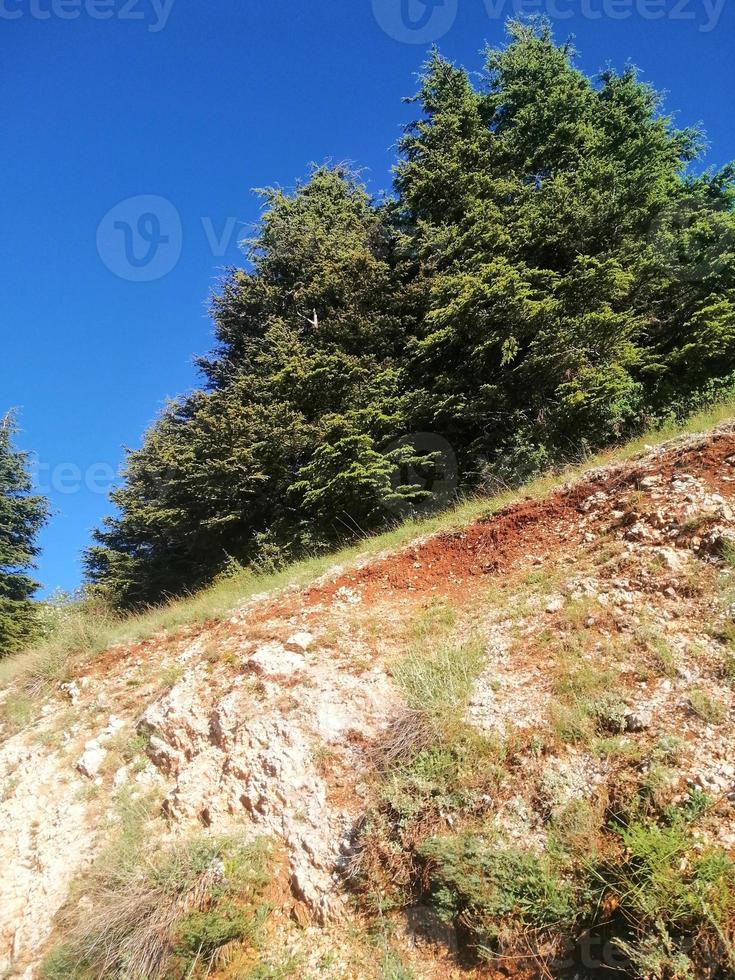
0;738;94;977
76;740;107;778
137;643;398;922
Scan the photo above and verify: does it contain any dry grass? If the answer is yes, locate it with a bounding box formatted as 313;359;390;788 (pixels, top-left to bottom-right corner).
42;792;272;980
68;860;223;979
371;707;435;770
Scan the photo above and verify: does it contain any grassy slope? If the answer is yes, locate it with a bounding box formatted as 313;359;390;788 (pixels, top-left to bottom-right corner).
2;398;735;718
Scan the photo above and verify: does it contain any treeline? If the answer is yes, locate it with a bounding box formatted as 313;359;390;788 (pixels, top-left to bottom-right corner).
0;414;48;655
85;21;735;609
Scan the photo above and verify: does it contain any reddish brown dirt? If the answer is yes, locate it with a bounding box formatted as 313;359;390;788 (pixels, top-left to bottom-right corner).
85;428;735;682
289;431;735;611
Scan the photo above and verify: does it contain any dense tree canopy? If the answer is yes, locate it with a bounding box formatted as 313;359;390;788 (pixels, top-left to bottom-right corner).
0;413;49;655
85;169;430;605
86;21;735;608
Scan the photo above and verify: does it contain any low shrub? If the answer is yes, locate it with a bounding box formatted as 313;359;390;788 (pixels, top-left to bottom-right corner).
175;902;254;962
41;813;272;980
599;815;735;977
688;688;726;725
418;832;584;955
355;748;735;976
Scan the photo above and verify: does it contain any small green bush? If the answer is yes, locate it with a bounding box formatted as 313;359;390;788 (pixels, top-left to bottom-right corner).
600;817;735;976
175;901;252;960
688;688;726;724
720;539;735;569
381;735;502;825
649;634;677;678
549;799;605;858
550;702;594;744
589;692;628;734
419;834;581;938
379;950;416;979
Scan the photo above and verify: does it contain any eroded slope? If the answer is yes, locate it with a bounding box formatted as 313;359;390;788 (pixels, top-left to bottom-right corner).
2;423;735;977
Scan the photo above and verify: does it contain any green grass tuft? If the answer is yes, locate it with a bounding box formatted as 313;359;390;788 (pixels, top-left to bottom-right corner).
688;688;726;725
392;639;485;721
41;791;273;980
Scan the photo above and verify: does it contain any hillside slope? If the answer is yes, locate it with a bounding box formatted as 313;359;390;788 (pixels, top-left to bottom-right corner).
2;422;735;978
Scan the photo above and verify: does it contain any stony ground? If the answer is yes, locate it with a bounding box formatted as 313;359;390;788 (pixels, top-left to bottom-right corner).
1;423;735;978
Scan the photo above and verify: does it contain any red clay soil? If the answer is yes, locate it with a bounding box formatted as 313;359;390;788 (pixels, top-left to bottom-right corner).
293;430;735;609
86;427;735;676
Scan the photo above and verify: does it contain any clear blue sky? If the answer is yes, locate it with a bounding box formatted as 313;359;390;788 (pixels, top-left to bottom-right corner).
2;0;733;597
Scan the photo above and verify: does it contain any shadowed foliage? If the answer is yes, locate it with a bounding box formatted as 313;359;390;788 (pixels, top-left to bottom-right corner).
0;412;48;656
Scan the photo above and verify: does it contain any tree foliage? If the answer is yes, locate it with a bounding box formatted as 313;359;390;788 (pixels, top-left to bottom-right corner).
0;413;49;655
86;21;735;608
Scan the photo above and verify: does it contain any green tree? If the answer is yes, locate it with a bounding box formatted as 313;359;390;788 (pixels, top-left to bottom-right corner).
397;20;726;469
86;168;417;607
0;413;49;656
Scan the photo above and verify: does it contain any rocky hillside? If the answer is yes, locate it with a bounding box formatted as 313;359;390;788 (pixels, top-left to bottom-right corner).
2;423;735;978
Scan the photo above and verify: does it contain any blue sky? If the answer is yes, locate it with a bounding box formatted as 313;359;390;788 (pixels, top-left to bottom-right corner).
2;0;733;597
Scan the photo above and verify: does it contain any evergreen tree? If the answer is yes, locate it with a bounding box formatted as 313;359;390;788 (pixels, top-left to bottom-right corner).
398;20;713;469
0;413;48;656
86;168;424;607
